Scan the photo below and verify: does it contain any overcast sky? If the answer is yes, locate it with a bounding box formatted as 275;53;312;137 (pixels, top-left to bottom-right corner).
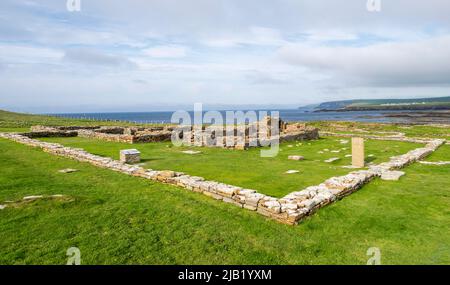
1;0;450;113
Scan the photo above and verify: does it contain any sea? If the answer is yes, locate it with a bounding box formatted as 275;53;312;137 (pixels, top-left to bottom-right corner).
51;109;414;124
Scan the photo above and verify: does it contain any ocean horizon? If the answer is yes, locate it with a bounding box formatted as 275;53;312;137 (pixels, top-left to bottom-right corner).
49;109;414;124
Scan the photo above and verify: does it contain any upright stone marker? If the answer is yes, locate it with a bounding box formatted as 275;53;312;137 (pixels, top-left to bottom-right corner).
352;137;365;168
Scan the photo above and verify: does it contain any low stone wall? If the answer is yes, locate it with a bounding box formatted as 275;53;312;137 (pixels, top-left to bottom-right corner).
280;128;319;142
180;127;320;149
77;129;134;144
21;131;78;138
0;132;444;225
29;125;174;144
132;131;172;143
30;125;100;132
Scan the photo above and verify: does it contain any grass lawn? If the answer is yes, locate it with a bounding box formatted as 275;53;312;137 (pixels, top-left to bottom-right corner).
0;109;161;132
38;136;421;197
0;138;449;264
309;121;450;140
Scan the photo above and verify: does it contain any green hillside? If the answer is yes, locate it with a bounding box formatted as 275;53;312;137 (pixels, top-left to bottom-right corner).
315;96;450;111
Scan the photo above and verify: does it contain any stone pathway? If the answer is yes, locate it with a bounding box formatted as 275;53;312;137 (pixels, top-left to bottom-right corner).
0;132;445;225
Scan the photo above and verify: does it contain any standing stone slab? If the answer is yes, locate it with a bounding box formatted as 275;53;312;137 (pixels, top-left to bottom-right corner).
120;149;141;164
352;137;365;168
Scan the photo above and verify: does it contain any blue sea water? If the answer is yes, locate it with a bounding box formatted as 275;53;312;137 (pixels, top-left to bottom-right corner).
51;109;410;124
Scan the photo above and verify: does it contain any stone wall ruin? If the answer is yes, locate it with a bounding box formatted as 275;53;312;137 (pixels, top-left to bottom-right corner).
25;117;319;149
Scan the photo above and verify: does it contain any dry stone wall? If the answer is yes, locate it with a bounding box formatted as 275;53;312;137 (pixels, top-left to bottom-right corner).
27;126;172;144
0;132;444;225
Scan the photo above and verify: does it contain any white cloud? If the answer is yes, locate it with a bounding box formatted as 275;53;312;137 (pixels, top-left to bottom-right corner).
0;44;63;64
203;26;286;47
278;35;450;86
63;48;135;68
304;30;358;42
2;0;450;112
143;45;187;58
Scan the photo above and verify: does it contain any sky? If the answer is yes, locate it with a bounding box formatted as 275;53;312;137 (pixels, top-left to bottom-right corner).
1;0;450;113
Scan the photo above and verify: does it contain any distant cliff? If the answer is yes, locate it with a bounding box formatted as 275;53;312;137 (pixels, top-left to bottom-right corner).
311;96;450;112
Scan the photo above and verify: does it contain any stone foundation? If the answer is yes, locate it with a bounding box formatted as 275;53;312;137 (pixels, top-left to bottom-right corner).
27;125;172;144
1;132;444;225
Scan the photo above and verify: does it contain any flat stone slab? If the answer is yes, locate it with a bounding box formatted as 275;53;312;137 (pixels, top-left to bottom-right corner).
324;157;340;163
23;195;44;201
0;205;6;210
341;165;361;169
285;170;300;174
120;149;140;155
288;155;304;161
381;170;405;181
181;150;202;155
58;168;78;173
419;161;450;165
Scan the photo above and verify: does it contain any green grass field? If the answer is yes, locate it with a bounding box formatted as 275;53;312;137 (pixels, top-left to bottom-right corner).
0;138;449;264
38;136;420;197
0;110;449;264
0;109;160;132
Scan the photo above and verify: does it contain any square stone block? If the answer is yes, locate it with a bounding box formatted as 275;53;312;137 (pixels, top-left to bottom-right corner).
120;149;141;164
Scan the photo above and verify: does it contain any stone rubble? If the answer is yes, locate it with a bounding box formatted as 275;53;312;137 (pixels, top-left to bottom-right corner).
288;155;304;161
0;132;444;226
324;157;340;163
